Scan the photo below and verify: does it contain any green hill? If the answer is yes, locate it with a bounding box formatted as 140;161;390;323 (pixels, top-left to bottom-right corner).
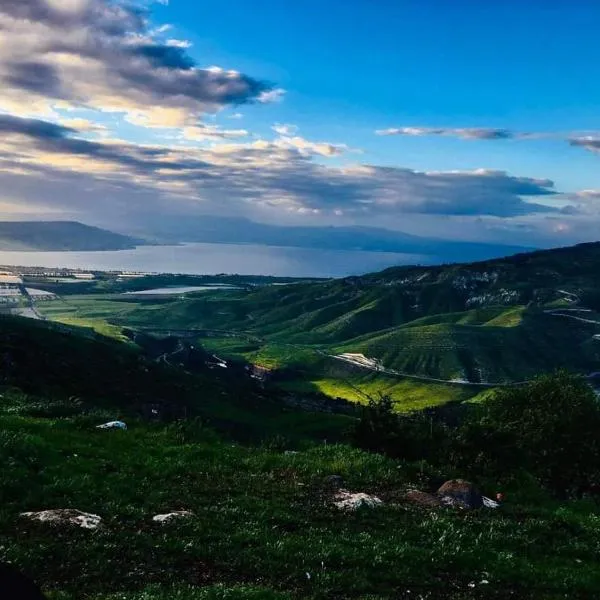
100;241;600;387
1;316;600;598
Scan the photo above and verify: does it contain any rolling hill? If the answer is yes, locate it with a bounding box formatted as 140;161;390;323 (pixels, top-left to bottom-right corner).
111;241;600;384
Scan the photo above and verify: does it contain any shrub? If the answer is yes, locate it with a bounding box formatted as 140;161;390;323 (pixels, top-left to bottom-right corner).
467;371;600;497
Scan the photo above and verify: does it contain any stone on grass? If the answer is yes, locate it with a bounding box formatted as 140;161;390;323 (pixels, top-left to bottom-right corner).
152;511;194;523
20;509;101;529
96;421;127;430
482;496;500;509
333;490;382;510
437;479;483;510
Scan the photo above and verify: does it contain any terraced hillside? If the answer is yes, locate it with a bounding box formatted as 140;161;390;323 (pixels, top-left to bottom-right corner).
107;242;600;384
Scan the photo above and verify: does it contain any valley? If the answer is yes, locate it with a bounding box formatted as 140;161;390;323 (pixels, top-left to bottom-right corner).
12;240;600;413
2;241;600;598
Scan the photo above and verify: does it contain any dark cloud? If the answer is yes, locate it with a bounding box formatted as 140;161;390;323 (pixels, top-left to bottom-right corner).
0;114;558;220
569;137;600;154
0;0;144;35
5;61;63;95
376;127;518;140
0;113;74;139
130;44;196;70
0;0;274;125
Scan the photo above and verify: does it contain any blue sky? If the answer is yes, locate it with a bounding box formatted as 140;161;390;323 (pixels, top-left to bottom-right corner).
160;0;600;189
0;0;599;250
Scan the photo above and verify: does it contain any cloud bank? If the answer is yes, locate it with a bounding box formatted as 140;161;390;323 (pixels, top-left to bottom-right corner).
0;0;273;126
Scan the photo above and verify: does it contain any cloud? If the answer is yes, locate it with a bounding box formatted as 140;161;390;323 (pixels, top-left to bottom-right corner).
376;127;518;140
0;114;560;228
377;127;600;156
272;123;298;136
274;136;348;157
258;89;286;103
569;136;600;154
0;0;274;126
182;124;249;141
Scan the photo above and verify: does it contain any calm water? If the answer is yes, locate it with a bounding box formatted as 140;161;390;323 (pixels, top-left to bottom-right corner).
0;243;426;278
125;285;239;295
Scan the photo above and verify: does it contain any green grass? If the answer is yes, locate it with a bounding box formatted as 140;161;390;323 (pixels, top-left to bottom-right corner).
2;403;600;599
279;373;474;412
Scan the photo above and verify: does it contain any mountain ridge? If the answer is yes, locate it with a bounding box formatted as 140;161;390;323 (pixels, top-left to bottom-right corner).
0;221;144;251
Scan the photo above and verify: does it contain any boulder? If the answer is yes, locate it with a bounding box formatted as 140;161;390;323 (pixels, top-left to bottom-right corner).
152;511;194;523
482;496;500;509
333;490;382;510
20;509;101;529
405;489;443;508
437;479;483;509
96;421;127;430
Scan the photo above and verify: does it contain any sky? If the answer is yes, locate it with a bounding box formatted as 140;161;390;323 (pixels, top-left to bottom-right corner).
0;0;600;250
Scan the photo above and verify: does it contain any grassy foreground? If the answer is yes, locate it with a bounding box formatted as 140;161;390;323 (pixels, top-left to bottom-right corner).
1;396;599;599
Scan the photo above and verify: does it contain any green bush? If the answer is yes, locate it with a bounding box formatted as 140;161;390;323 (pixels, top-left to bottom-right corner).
465;371;600;497
353;372;600;498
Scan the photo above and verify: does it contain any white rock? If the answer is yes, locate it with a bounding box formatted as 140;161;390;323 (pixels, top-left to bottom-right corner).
482;496;500;509
333;490;382;510
96;421;127;430
21;509;101;529
152;511;194;523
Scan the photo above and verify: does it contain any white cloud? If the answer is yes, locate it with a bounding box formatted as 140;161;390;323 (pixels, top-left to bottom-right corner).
0;0;273;127
272;123;298;136
258;88;286;103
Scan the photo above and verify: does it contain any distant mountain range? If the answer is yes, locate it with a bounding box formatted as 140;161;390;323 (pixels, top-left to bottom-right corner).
0;221;142;251
0;218;532;263
133;215;533;263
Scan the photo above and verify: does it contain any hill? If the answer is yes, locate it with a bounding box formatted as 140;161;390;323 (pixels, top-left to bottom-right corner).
0;221;143;251
1;315;600;598
0;316;352;442
105;241;600;385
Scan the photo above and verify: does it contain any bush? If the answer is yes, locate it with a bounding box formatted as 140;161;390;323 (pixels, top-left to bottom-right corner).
353;371;600;498
352;394;450;462
466;371;600;497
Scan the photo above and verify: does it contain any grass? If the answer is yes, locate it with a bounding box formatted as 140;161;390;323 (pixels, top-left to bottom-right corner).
2;400;600;599
279;373;474;412
43;315;131;342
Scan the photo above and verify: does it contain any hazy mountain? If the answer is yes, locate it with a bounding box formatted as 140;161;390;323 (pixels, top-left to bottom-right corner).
134;215;532;263
0;221;143;251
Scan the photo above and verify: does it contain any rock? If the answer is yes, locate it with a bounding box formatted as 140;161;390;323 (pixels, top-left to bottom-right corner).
437;479;483;509
0;562;47;600
323;475;345;489
152;511;194;523
20;509;101;529
405;489;443;508
96;421;127;430
333;490;382;510
482;496;500;509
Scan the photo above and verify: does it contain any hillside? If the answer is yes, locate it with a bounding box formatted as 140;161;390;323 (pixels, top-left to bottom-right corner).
0;316;351;442
0;221;143;251
1;315;600;598
107;241;600;384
